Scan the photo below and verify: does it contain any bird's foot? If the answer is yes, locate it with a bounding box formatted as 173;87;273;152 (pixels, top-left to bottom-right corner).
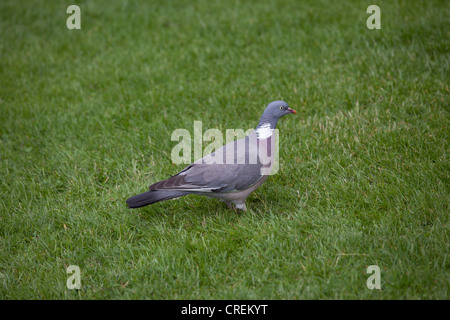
235;203;247;212
223;201;247;212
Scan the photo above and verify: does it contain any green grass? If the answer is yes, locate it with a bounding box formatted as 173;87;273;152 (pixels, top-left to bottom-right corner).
0;0;448;299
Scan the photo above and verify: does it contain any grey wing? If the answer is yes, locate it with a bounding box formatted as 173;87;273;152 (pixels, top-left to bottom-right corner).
149;133;263;193
149;162;263;193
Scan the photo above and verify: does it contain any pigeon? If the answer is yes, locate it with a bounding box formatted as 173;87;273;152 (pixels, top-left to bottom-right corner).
126;100;296;211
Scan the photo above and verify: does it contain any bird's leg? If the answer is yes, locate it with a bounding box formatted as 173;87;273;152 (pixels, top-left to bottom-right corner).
224;200;233;210
235;203;247;212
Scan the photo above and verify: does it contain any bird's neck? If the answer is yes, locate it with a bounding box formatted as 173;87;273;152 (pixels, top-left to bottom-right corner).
255;116;277;139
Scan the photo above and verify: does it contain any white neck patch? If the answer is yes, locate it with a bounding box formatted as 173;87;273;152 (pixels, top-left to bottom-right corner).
256;123;274;139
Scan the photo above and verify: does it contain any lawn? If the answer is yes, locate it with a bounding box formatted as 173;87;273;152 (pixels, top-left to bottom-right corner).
0;0;448;299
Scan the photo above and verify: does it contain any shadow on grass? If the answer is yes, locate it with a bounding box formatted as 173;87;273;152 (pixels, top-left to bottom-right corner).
133;193;277;226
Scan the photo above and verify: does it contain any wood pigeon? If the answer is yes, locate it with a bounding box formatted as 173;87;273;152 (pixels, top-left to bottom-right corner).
126;100;296;211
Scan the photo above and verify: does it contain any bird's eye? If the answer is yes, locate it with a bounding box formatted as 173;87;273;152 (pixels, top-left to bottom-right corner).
279;106;284;110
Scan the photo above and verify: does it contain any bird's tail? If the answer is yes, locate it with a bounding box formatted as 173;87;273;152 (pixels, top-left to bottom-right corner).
126;190;187;208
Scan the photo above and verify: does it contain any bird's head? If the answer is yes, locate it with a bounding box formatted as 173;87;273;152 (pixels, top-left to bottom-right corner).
255;100;296;133
263;100;297;120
